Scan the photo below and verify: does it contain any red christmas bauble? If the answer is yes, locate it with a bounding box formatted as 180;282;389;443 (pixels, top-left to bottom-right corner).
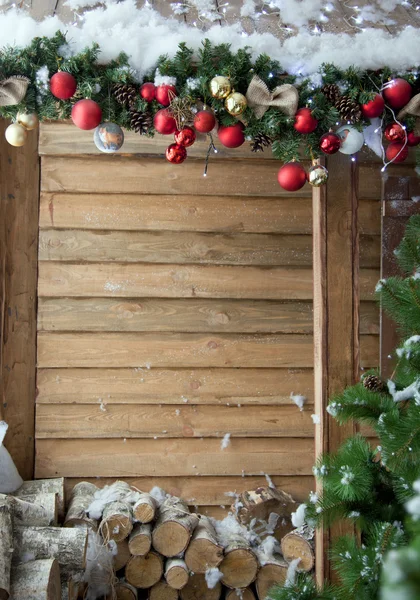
294;108;318;134
155;84;177;106
386;141;408;163
71;99;102;130
383;78;412;109
166;143;187;164
407;131;420;147
174;127;196;147
319;132;341;154
50;71;77;100
384;122;406;142
140;82;156;102
361;94;385;119
277;162;307;192
194;110;216;133
153;109;177;135
217;123;245;148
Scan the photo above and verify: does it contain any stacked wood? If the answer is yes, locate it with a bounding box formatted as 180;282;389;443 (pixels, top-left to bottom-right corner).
133;493;158;523
13;479;65;522
0;497;13;600
126;551;163;589
255;554;288;600
226;589;256;600
101;501;133;543
219;534;259;590
280;525;315;572
164;559;189;590
10;559;61;600
180;573;222;600
112;539;131;571
64;482;98;529
149;580;178;600
152;498;199;557
2;493;58;526
106;581;138;600
184;517;223;573
129;523;152;556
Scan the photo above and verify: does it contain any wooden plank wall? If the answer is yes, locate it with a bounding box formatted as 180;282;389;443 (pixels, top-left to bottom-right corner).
34;124;380;515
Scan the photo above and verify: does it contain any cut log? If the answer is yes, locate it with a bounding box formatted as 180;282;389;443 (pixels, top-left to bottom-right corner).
1;493;57;526
133;493;158;523
152;497;199;557
226;589;256;600
129;523;152;556
179;573;222;600
149;581;178;600
165;559;189;590
0;497;13;600
14;479;65;521
111;539;131;571
13;526;88;573
101;501;133;542
126;551;163;589
280;526;315;572
219;536;259;589
185;516;223;574
10;559;61;600
64;482;98;529
106;581;138;600
255;554;288;600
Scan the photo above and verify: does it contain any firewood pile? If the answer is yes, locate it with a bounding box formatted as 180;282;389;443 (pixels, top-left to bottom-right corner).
0;479;315;600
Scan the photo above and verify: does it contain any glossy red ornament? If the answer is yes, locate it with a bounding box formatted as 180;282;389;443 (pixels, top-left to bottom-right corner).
174;127;196;147
194;110;216;133
50;71;77;100
361;94;385;119
384;122;406;142
166;143;187;164
217;123;245;148
319;132;341;154
155;84;177;106
71;99;102;130
140;82;156;102
383;78;412;109
153;109;177;135
407;131;420;147
386;141;408;163
294;108;318;134
277;162;307;192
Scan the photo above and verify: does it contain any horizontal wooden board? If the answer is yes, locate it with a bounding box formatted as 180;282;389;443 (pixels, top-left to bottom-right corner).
35;437;314;477
36;367;314;404
36;404;315;439
359;163;416;199
360;301;379;334
41;156;311;197
37;332;314;368
64;475;314;504
39;193;380;236
37;262;314;300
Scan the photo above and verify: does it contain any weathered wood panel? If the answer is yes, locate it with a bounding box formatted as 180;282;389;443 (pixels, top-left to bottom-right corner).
0;119;39;480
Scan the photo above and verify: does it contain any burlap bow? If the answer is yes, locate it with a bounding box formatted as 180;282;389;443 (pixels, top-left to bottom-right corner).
246;75;298;119
0;76;30;107
398;93;420;135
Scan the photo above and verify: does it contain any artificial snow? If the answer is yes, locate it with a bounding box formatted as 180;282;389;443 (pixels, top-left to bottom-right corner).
309;492;318;504
265;473;276;489
0;421;23;493
87;481;140;520
290;392;306;411
285;558;301;586
291;503;307;528
83;529;114;600
406;480;420;520
257;535;281;565
205;567;224;589
149;486;168;507
211;513;258;546
311;414;320;424
387;378;420;404
221;433;231;450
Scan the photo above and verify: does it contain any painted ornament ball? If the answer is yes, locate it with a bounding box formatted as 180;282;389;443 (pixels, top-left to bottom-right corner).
94;122;124;153
71;99;102;130
336;125;365;155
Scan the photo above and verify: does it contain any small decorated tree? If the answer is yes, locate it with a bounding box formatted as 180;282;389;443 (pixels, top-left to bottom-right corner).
271;215;420;600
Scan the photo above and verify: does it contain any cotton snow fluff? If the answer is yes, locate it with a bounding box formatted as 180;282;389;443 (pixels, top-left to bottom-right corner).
311;414;321;424
290;392;307;411
205;567;224;589
221;433;231;450
291;503;307;528
339;465;355;485
0;421;23;493
326;401;341;417
405;479;420;520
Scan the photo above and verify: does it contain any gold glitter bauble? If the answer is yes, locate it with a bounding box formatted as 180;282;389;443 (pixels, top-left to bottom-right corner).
224;92;247;116
210;76;231;99
307;164;328;187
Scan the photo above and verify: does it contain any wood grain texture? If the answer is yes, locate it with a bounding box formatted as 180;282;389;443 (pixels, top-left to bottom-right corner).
358;163;416;199
36;367;314;404
35;437;314;478
36;404;314;439
0;119;39;479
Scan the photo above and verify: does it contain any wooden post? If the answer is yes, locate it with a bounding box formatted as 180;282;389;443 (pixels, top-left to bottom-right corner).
313;154;359;582
0;119;39;480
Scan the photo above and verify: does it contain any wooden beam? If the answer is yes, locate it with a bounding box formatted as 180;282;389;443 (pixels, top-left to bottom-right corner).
0;119;40;480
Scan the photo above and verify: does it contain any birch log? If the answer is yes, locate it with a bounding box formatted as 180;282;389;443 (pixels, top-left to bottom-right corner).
133;493;158;523
280;526;315;572
165;559;189;590
179;574;222;600
219;535;259;589
106;581;138;600
226;589;256;600
10;559;61;600
64;482;98;529
129;523;152;556
126;552;163;589
1;493;57;526
112;539;131;571
149;580;178;600
234;488;295;538
14;479;65;521
184;516;223;573
255;554;288;600
0;497;12;600
13;526;88;573
101;501;132;542
152;497;199;557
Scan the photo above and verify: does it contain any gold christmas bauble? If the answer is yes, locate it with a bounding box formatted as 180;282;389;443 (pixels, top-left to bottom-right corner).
307;164;328;187
210;76;231;99
5;123;27;147
17;112;39;131
225;91;247;116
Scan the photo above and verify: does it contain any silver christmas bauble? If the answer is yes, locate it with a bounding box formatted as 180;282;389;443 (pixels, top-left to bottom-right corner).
307;164;329;187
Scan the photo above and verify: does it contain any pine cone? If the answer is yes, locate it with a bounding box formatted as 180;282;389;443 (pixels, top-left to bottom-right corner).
363;374;386;393
335;95;362;123
130;110;152;135
251;132;272;153
321;84;341;105
113;83;137;107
